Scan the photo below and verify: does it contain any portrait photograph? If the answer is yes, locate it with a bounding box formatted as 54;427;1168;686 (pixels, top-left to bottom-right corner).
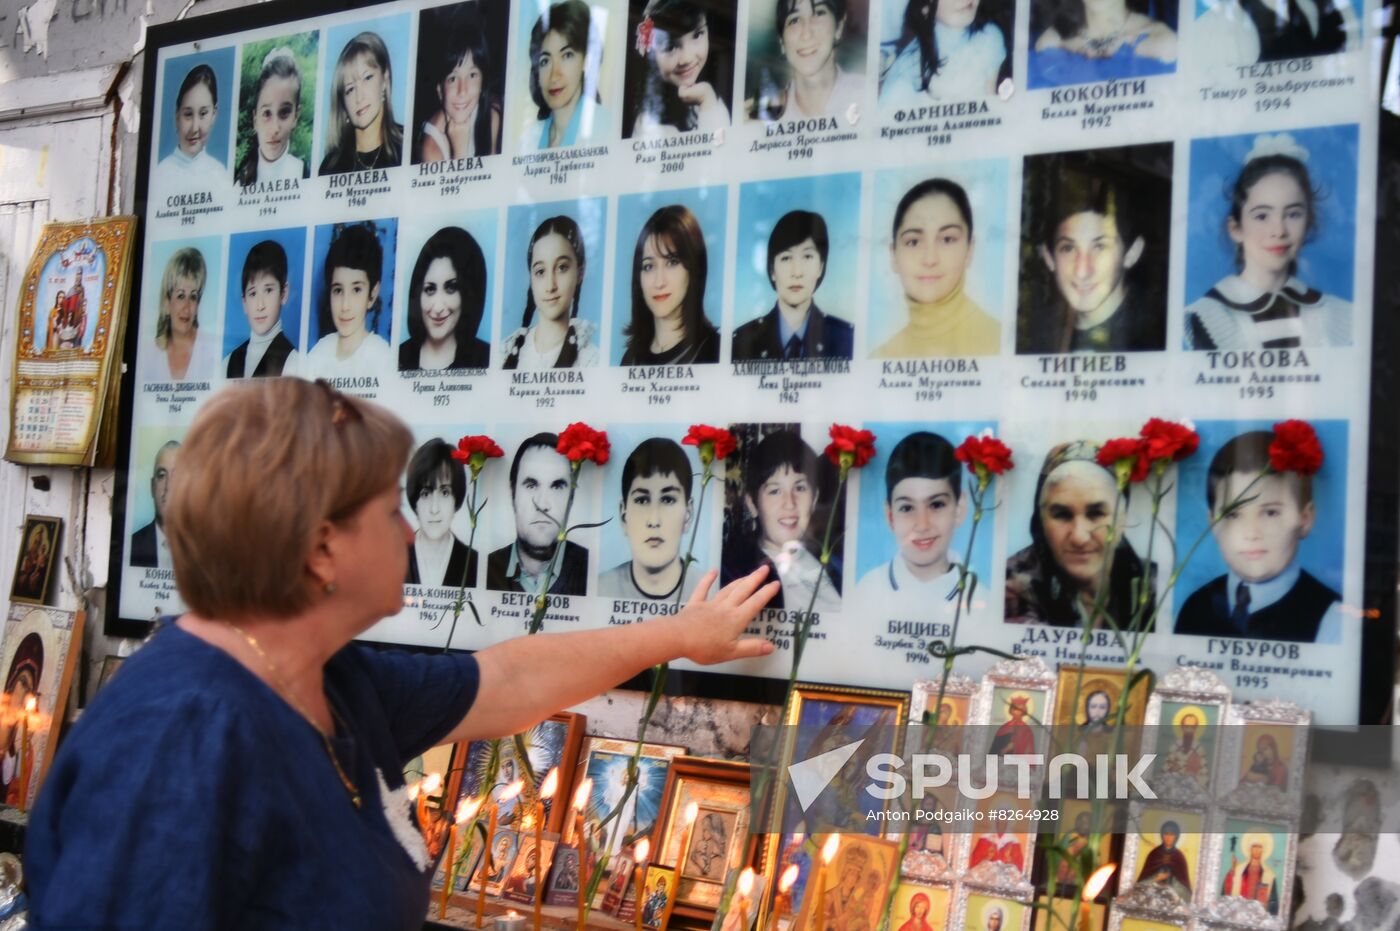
29;236;107;358
954;890;1029;931
0;605;82;811
402;428;486;590
720;423;846;614
1172;419;1347;644
622;0;737;139
1211;816;1293;917
234;32;318;186
305;219;398;381
454;712;583;834
480;426;603;597
868;163;1010;359
396;212;499;374
125;427;185;574
509;0;619;151
611;187;726;366
1192;0;1359;67
154;47;236;192
1017;144;1173;355
1121;806;1204;906
733;175;862;363
221;227;306;379
1026;0;1177;89
139;236;224;385
853;422;995;625
793;834;900;931
877;0;1011;109
1183;126;1358;351
598;426;713;603
317;15;411;175
500;834;559;903
1003;425;1176;629
1149;700;1221;795
744;0;868;123
412;1;510;163
500;198;607;370
778;683;908;835
888;879;951;931
574;736;686;861
11;517;61;606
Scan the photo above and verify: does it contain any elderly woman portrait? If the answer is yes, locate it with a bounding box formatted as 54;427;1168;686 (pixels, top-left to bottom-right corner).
24;378;778;927
1004;441;1156;628
152;246;220;382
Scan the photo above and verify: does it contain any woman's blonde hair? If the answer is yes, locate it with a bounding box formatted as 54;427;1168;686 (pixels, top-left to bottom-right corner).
165;379;412;620
324;32;403;168
155;248;206;349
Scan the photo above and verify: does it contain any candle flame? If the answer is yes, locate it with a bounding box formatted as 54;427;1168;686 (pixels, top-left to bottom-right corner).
506;910;521;919
683;801;699;826
500;779;526;802
1084;863;1117;900
457;796;484;823
573;777;593;810
22;695;36;713
779;864;799;893
408;782;421;802
737;867;755;896
820;834;840;864
541;767;560;799
423;772;444;795
634;838;650;862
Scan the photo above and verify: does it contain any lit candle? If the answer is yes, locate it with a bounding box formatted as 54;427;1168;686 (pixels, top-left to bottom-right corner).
442;796;484;919
534;769;559;931
810;835;839;931
16;695;35;812
418;771;443;831
1080;864;1116;931
573;777;593;931
736;866;755;931
633;838;651;931
481;779;525;929
495;908;527;931
769;864;799;931
677;802;699;874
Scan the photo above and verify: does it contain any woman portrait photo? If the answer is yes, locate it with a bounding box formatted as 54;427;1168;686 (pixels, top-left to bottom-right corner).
1195;0;1356;66
1185;129;1355;351
304;221;396;380
745;0;866;122
501;210;601;369
235;35;316;186
620;204;720;365
721;426;843;613
413;2;507;162
404;437;481;588
318;22;408;175
878;0;1009;107
1004;440;1157;628
1028;0;1176;87
519;0;611;150
149;241;221;382
156;50;235;191
872;175;1002;358
399;225;492;372
624;0;736;138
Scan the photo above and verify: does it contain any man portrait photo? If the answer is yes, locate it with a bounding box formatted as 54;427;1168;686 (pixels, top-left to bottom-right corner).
1017;145;1171;355
599;438;695;600
486;432;589;596
130;440;180;569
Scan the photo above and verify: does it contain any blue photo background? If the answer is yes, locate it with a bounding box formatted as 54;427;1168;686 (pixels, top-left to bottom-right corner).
1172;419;1347;629
599;424;715;582
395;210;500;351
1027;0;1177;90
309;219;398;344
734;174;862;332
222;227;307;356
1185;125;1358;306
867;162;1009;354
1195;0;1360;17
500;197;607;345
582;750;675;856
610;187;727;365
158;47;236;165
855;421;995;579
318;14;413;169
144;235;224;346
459;718;570;827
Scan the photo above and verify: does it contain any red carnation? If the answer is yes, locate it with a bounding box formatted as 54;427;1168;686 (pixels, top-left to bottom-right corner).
1097;437;1149;485
955;435;1014;479
1269;420;1324;476
452;435;504;477
557;423;611;466
825;424;876;471
1139;418;1199;464
682;424;737;465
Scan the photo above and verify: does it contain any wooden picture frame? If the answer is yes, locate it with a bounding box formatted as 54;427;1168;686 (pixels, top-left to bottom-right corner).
10;516;61;606
653;757;757;925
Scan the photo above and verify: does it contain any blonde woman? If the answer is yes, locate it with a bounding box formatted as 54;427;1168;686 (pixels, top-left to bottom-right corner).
152;247;219;382
319;32;404;174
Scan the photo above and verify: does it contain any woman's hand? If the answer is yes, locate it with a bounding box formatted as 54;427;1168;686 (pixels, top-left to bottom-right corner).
670;566;779;665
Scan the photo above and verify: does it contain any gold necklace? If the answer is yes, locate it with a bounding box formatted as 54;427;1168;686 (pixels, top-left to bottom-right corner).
228;623;362;809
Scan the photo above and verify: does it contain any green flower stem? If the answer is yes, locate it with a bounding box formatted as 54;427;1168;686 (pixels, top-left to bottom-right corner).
443;475;486;653
528;461;582;635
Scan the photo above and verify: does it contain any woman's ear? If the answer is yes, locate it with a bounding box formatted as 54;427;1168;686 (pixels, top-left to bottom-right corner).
306;518;338;590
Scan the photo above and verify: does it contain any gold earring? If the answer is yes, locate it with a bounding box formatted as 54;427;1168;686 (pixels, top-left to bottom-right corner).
324;581;338;595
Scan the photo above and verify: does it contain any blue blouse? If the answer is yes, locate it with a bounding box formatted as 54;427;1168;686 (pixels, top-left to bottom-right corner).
1028;33;1176;87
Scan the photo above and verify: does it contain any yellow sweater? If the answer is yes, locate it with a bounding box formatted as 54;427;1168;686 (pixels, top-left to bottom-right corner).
872;286;1001;358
